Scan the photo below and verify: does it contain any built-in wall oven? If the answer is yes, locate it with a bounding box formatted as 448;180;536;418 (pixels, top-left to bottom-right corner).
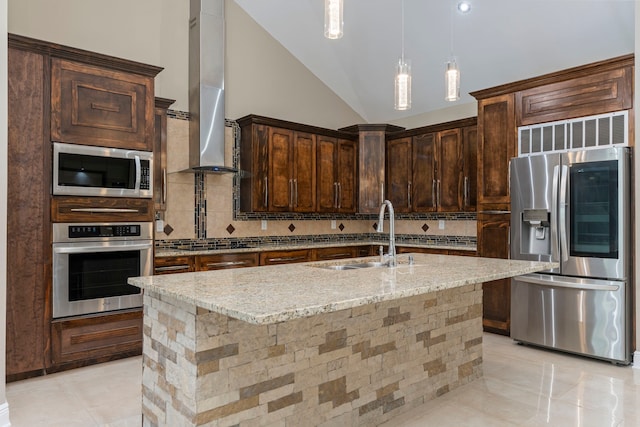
52;222;153;318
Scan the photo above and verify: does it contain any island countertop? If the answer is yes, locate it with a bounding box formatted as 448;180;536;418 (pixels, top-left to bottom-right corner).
129;253;555;325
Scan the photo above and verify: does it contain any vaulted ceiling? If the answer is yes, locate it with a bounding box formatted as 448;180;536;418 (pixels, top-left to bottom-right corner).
234;0;634;123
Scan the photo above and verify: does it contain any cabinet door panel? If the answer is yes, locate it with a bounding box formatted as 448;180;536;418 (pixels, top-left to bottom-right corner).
477;94;516;209
268;127;293;211
462;126;478;211
292;132;316;212
7;47;49;377
51;58;153;151
337;139;357;213
317;136;337;212
478;212;511;335
196;253;259;270
386;137;412;212
412;133;436;212
437;129;463;212
154;256;195;275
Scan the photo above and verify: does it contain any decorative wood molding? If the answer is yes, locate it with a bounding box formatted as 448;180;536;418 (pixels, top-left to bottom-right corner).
8;33;163;77
470;54;633;100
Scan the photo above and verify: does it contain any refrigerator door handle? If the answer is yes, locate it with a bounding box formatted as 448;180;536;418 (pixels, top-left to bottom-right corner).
551;165;560;263
516;274;620;292
559;165;569;262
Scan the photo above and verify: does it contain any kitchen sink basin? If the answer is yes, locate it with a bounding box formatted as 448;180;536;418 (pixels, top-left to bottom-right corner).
316;261;387;270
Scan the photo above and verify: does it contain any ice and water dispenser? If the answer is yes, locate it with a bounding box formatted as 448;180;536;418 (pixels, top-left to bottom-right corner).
519;209;551;256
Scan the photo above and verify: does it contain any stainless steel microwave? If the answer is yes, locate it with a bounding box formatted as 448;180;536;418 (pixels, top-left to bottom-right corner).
53;142;153;198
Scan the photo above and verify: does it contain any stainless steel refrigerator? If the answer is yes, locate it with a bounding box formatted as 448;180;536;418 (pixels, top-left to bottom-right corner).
510;146;632;364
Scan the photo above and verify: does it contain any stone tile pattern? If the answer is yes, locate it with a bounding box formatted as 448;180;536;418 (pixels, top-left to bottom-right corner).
141;283;483;426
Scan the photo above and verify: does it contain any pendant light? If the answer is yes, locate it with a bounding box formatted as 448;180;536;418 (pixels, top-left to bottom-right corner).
324;0;343;39
445;1;460;101
394;0;411;110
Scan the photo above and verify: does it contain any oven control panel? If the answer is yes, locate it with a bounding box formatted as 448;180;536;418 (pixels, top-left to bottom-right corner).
68;224;141;238
53;222;153;243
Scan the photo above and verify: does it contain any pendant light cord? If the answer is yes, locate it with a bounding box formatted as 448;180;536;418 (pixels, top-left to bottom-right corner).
401;0;405;61
449;0;454;57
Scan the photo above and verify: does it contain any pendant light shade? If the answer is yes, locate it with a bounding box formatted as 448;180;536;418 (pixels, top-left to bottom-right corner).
445;58;460;102
395;58;411;110
394;0;411;111
324;0;343;39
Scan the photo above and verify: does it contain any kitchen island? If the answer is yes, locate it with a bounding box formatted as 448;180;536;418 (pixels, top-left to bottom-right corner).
129;253;554;426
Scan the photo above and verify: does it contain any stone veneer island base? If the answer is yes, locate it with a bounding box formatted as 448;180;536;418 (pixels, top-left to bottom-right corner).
130;254;554;426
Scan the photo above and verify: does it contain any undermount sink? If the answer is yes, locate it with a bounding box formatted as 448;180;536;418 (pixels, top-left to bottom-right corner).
317;261;387;270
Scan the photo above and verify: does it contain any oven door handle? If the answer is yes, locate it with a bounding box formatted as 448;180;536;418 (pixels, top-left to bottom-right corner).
134;155;142;192
53;243;152;254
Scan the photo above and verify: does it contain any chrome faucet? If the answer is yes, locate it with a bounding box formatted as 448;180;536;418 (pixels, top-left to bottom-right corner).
376;200;397;267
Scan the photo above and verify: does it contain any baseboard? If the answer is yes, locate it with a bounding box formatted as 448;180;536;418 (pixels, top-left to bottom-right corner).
0;401;10;427
632;351;640;369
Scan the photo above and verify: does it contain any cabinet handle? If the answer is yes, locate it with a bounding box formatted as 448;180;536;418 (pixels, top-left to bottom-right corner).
162;169;167;205
155;265;190;273
319;252;352;259
205;260;251;268
408;182;412;208
267;256;306;263
264;176;268;207
294;179;298;207
432;179;436;207
334;182;338;208
70;208;139;213
380;182;385;205
288;179;292;207
464;176;468;208
437;179;441;207
337;182;342;209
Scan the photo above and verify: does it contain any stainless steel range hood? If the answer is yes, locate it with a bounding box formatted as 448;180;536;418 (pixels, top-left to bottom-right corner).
188;0;236;173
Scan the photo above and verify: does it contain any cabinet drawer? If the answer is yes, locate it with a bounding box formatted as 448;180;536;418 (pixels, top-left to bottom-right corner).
313;247;357;261
196;253;259;271
259;249;311;265
396;246;449;255
51;58;154;151
154;256;195;275
51;310;142;365
52;196;154;222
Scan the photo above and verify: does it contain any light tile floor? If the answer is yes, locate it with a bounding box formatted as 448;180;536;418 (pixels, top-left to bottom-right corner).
6;333;640;426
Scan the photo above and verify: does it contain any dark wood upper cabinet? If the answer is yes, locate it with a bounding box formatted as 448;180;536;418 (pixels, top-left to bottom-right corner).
266;128;316;212
386;122;469;213
317;136;357;213
436;129;464;212
153;97;175;212
462;126;477;211
386;137;413;212
476;94;516;211
51;58;156;151
516;63;633;126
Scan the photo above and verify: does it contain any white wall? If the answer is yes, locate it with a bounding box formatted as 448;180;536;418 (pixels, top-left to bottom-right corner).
1;0;10;424
7;0;366;129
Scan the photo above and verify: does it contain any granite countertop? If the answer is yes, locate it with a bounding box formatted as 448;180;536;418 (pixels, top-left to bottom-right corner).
155;241;476;257
129;253;555;325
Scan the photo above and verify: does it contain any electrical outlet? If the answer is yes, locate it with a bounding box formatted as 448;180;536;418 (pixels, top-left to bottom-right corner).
331;220;337;229
261;220;267;230
438;220;445;230
155;219;164;233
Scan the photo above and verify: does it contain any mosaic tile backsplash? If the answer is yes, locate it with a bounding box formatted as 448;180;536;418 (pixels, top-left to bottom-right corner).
159;112;477;245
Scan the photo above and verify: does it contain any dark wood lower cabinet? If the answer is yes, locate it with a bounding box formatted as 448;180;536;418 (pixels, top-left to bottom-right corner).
259;249;312;266
50;309;143;369
477;212;511;335
154;255;196;275
196;253;259;270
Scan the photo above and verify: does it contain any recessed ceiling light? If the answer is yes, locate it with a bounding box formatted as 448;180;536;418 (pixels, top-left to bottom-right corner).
457;1;471;13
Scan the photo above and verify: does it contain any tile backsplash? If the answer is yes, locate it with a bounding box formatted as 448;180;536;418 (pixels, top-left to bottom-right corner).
157;113;477;247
